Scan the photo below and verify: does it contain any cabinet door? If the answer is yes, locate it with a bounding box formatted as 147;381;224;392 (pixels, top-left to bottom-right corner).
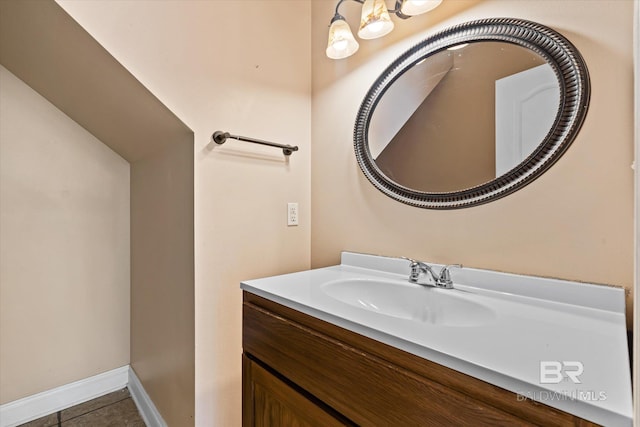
243;355;348;427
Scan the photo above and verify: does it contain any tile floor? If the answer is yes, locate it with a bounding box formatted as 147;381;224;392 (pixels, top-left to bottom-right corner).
19;388;145;427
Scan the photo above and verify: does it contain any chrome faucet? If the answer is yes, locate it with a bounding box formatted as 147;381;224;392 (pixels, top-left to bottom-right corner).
403;258;462;289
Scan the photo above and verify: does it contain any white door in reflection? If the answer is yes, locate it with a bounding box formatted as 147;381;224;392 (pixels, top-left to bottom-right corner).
495;64;559;176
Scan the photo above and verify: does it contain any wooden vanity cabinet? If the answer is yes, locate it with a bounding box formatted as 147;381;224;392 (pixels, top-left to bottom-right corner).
242;292;598;427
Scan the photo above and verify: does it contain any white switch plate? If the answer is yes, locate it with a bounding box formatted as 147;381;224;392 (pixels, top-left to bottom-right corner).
287;203;298;226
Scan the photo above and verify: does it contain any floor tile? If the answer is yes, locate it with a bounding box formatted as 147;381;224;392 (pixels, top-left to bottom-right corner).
61;398;144;427
18;413;59;427
60;388;130;422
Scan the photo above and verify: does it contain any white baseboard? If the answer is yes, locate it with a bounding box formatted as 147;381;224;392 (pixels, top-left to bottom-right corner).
0;365;129;427
0;365;166;427
128;368;167;427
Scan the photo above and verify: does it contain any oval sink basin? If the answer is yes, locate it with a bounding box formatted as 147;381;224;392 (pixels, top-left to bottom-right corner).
321;278;496;327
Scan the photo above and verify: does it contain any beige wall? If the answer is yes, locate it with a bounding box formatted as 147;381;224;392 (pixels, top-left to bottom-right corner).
131;142;195;426
56;1;312;425
311;0;634;327
0;65;130;403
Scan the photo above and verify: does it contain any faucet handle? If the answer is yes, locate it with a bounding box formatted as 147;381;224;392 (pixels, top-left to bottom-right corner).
400;256;417;265
401;257;422;282
401;256;420;270
438;264;462;287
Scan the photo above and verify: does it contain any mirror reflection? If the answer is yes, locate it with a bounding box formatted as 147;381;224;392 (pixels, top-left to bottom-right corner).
369;42;559;193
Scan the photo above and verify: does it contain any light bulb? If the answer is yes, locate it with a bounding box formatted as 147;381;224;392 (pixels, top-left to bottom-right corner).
333;39;349;52
400;0;442;16
366;21;385;34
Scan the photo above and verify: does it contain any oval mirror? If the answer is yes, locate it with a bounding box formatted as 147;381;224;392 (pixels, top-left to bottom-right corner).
354;18;590;209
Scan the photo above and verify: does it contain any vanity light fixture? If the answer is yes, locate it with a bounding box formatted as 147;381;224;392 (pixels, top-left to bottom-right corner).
326;0;443;59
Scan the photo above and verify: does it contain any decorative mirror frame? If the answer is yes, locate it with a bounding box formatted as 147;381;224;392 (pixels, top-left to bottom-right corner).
354;18;591;209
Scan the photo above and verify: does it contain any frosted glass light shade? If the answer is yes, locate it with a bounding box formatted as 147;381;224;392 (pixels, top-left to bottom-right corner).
400;0;443;16
357;0;394;40
326;18;360;59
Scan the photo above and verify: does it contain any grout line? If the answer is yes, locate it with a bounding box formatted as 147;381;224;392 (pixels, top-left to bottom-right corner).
58;395;131;425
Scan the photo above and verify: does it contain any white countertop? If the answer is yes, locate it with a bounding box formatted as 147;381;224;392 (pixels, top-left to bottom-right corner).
241;252;632;427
